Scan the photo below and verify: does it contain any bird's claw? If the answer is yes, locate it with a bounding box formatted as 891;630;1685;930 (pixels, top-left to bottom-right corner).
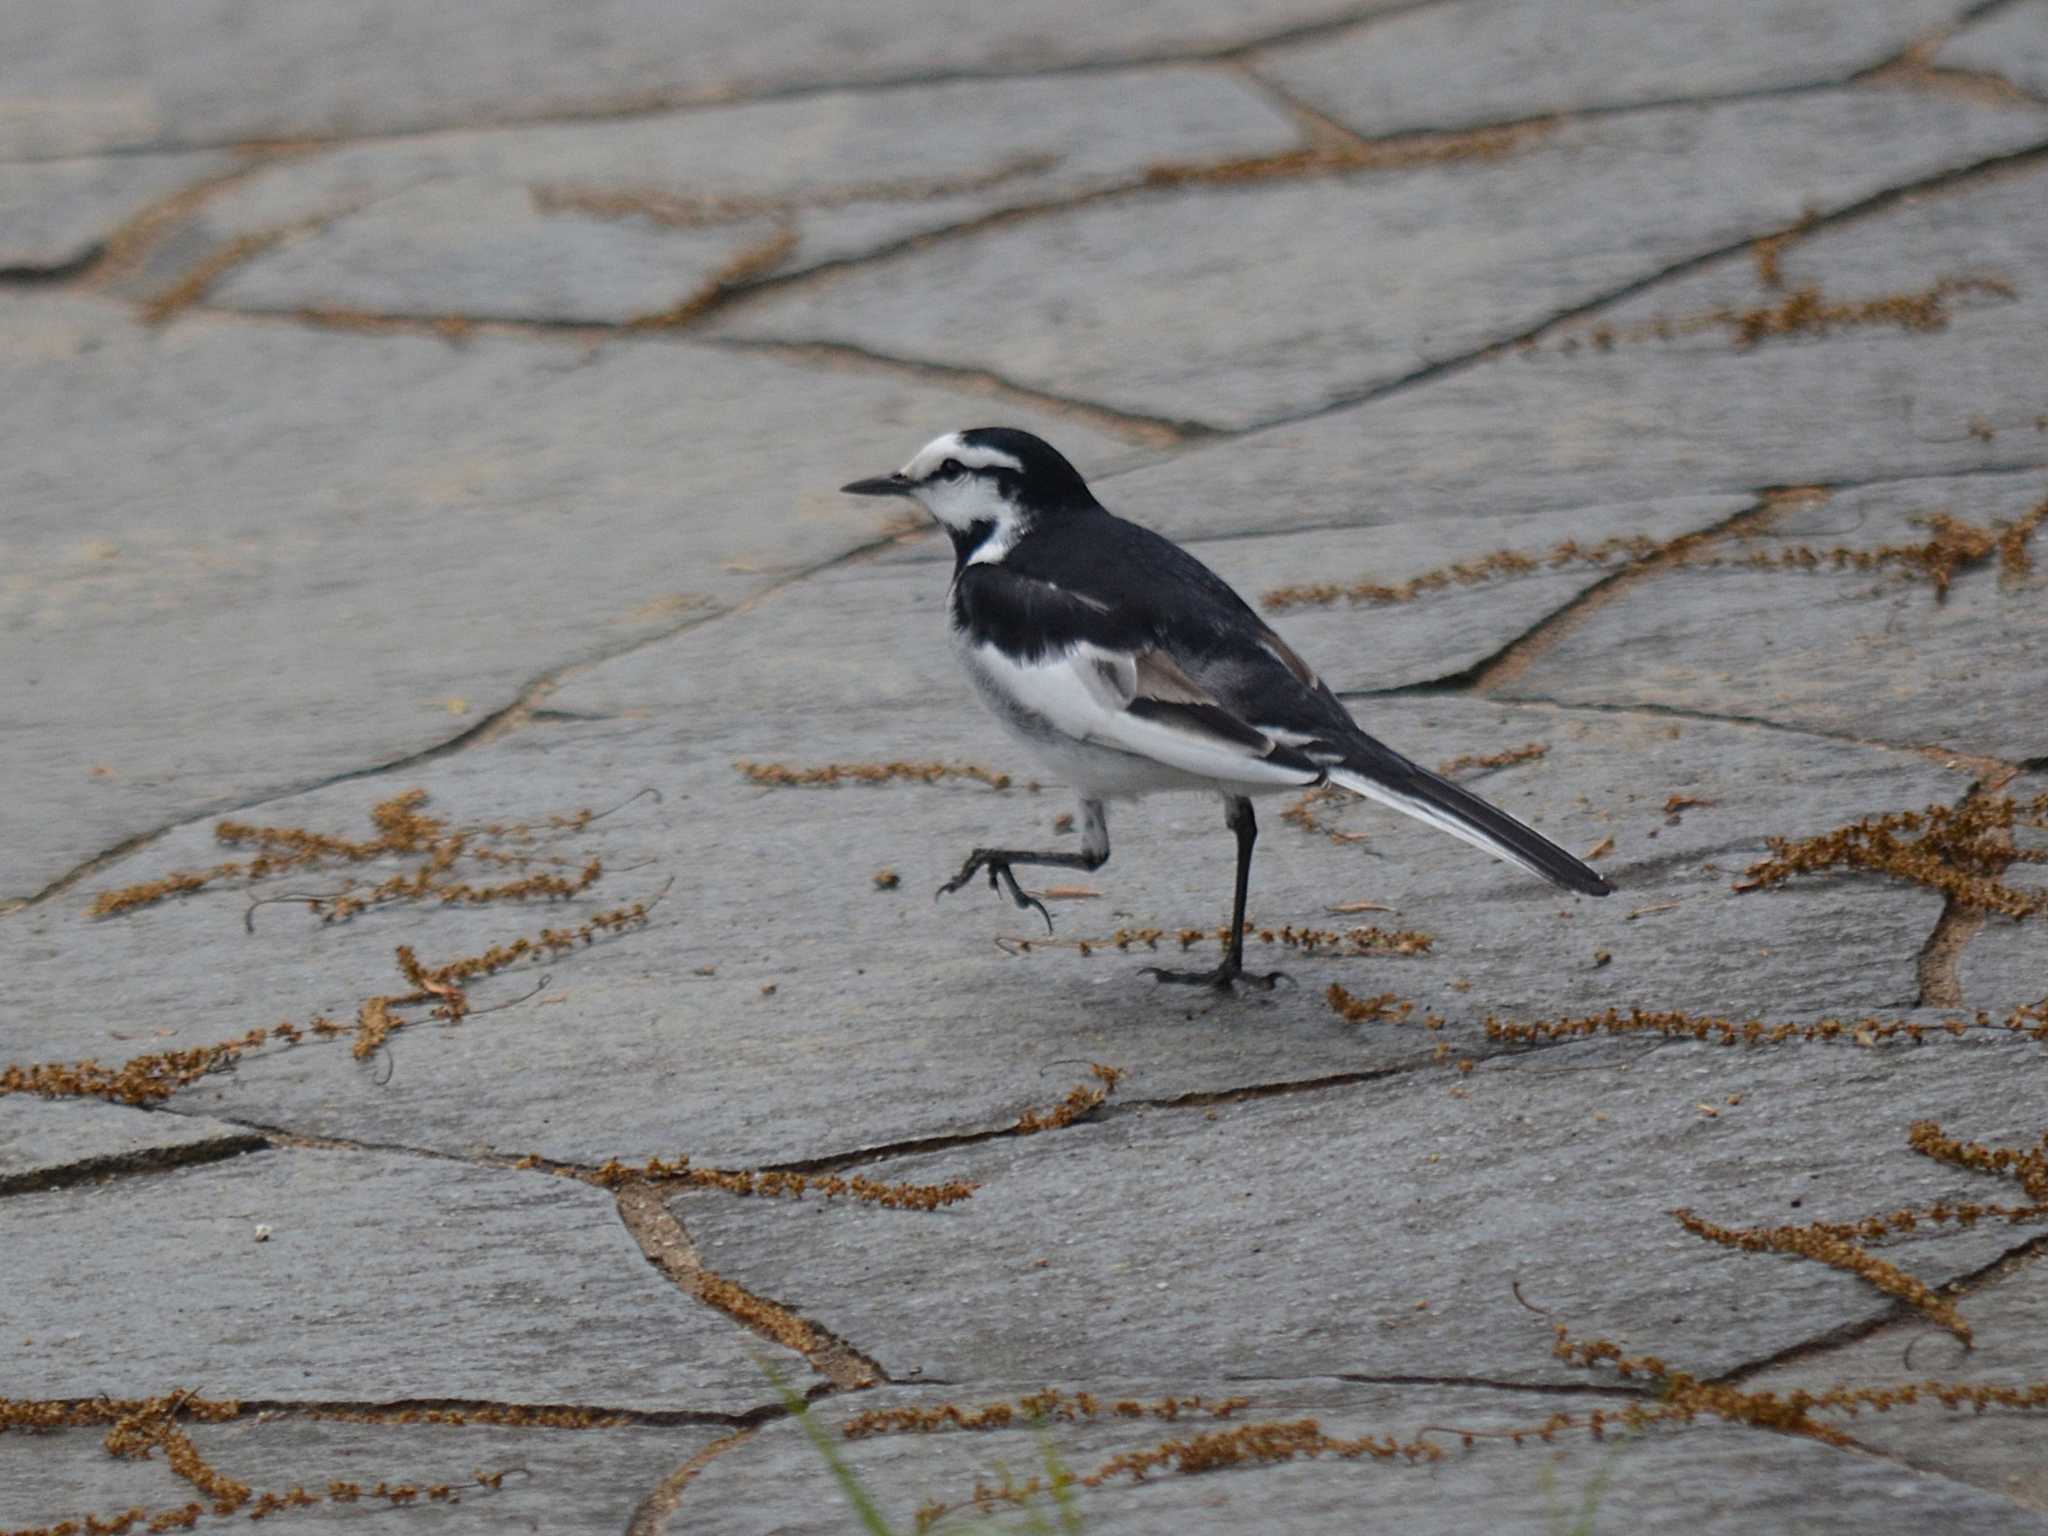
935;854;1054;934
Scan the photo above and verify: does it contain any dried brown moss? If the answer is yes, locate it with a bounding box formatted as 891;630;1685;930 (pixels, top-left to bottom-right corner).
1671;1118;2048;1345
1543;272;2016;358
534;153;1059;229
3;897;664;1107
88;788;636;922
1547;1322;2048;1450
916;1414;1445;1530
1264;495;2044;612
736;759;1032;791
1736;788;2048;919
1672;1208;1972;1342
1014;1064;1122;1134
577;1153;977;1211
1475;1002;2048;1049
0;1391;504;1536
1435;742;1549;778
627;224;800;329
843;1390;1248;1439
1142;120;1549;191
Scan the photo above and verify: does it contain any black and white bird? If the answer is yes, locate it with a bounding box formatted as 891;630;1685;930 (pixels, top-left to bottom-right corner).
842;428;1613;989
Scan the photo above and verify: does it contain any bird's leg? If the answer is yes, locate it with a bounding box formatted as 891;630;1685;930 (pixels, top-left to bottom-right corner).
938;799;1108;934
1145;796;1285;991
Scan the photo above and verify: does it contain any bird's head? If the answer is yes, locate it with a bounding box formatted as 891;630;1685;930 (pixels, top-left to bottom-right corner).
841;427;1097;565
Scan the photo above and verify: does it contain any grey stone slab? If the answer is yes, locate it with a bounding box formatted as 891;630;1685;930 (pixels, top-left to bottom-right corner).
1255;0;1972;138
0;1096;260;1193
198;69;1302;318
0;0;1386;158
9;532;1968;1168
671;1037;2041;1387
1099;155;2048;543
0;148;228;272
1956;772;2048;1007
0;1145;774;1408
1939;0;2048;101
1491;470;2048;762
682;1381;2048;1535
0;1430;175;1532
0;1419;717;1534
1752;1250;2048;1512
0;292;1144;901
218;178;787;324
712;89;2048;429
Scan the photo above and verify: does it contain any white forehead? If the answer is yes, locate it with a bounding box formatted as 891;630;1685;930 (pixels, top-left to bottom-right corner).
901;432;1025;482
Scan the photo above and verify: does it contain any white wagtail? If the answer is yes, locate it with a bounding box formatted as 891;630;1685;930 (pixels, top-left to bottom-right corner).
843;427;1613;989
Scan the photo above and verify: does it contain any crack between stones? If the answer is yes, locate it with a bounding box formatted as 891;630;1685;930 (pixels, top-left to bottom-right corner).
1713;1229;2048;1388
222;1396;783;1431
0;242;107;285
1916;766;2025;1007
1254;1372;1650;1399
0;1128;269;1198
1431;691;2012;768
613;1180;888;1395
1439;496;1788;695
627;1425;761;1536
693;337;1200;446
1233;135;2048;439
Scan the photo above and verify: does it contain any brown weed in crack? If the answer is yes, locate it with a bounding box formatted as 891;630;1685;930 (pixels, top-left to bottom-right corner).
86;787;653;923
1736;788;2048;918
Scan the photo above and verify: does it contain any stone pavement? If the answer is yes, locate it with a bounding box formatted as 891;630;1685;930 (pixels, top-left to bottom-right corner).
4;3;2047;1532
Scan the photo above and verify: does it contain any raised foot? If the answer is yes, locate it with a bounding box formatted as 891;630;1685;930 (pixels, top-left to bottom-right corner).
936;851;1052;934
1141;964;1290;992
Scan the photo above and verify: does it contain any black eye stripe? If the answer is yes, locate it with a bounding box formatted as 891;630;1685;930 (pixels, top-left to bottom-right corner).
940;458;965;478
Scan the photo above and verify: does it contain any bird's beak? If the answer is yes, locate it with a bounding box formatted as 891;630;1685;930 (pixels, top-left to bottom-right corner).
840;472;915;497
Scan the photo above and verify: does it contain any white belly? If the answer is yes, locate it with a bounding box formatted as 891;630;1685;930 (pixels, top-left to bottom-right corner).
953;631;1312;802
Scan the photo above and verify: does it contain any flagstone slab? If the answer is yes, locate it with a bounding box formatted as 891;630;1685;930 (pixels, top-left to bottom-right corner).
0;1146;777;1409
1099;155;2048;543
0;292;1139;903
711;90;2048;429
669;1033;2040;1388
680;1380;2048;1535
200;69;1302;320
1487;470;2048;762
0;0;1385;158
1254;0;1973;138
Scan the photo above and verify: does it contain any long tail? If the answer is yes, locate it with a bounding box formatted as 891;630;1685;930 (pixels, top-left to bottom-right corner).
1325;746;1613;897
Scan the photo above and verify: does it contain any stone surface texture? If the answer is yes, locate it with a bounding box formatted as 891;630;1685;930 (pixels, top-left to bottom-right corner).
712;91;2048;428
7;5;2047;1534
1254;0;1976;136
1938;0;2048;101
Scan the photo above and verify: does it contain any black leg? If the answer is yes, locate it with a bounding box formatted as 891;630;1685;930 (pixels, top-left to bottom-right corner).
1144;797;1285;991
939;798;1108;934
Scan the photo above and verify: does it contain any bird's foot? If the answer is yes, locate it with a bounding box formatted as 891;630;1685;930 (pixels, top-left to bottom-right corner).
937;851;1052;935
1141;962;1288;992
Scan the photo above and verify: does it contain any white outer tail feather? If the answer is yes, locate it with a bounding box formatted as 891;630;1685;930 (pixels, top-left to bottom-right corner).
1324;766;1562;886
